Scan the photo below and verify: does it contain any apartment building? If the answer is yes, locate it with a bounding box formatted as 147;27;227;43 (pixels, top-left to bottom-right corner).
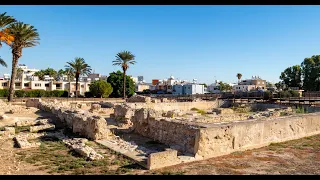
232;76;266;93
0;64;91;96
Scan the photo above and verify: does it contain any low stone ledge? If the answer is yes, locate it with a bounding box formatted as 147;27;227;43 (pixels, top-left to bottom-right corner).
14;135;41;149
147;149;179;170
29;124;55;133
63;138;104;161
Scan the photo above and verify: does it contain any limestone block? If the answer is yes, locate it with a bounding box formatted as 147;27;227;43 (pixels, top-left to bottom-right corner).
29;124;55;133
26;98;42;108
147;149;179;170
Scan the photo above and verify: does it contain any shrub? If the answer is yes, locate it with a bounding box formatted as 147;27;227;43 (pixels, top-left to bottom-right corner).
263;91;273;100
84;91;93;98
2;90;69;98
289;90;300;97
14;90;25;97
0;89;9;97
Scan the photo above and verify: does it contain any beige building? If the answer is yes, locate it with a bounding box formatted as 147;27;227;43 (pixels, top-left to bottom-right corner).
233;76;266;92
136;84;150;92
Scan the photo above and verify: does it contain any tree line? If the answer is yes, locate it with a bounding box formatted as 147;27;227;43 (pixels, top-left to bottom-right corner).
279;55;320;91
0;12;137;101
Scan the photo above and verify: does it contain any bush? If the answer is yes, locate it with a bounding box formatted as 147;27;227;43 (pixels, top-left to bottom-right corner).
84;91;93;98
263;91;273;100
14;90;25;97
289;90;300;97
0;89;9;97
2;90;69;98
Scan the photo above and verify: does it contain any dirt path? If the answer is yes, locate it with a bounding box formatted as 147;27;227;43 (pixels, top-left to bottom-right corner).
0;137;49;175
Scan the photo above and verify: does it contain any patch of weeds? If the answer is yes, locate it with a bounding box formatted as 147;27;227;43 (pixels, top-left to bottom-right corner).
295;106;308;114
85;141;96;147
15;126;30;133
0;127;5;131
280;112;287;116
191;107;199;111
269;142;287;148
196;109;206;115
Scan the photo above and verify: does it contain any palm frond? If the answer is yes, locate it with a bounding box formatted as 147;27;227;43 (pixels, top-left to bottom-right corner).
0;56;7;67
8;22;40;50
0;12;16;28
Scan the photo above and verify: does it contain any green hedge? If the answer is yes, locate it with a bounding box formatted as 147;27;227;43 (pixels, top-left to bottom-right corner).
0;89;68;97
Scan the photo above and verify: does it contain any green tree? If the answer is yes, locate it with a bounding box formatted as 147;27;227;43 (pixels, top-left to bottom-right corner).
112;51;136;99
266;81;274;88
107;71;135;98
56;69;65;81
89;80;113;98
43;68;57;79
200;83;207;88
0;12;16;48
301;55;320;91
7;22;40;102
34;70;45;80
279;65;302;89
236;73;242;83
219;82;232;92
65;57;92;98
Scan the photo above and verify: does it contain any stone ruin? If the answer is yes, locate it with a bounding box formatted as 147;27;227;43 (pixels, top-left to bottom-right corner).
37;100;112;140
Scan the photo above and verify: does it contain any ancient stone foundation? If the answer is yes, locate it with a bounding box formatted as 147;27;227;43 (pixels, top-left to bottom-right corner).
37;101;111;140
130;108;320;159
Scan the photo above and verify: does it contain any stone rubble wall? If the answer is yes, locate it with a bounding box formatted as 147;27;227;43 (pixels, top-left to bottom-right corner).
37;101;111;140
194;112;320;159
132;108;200;154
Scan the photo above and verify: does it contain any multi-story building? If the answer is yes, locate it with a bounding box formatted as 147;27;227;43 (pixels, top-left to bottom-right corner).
0;64;93;96
172;84;205;95
232;76;266;93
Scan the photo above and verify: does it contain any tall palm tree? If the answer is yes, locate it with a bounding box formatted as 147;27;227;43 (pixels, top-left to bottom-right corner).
64;67;75;97
236;73;242;83
112;51;136;99
0;56;7;67
65;57;91;98
0;12;16;48
7;22;40;102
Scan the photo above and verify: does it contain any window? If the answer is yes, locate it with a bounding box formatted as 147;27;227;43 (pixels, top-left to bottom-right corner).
56;84;61;88
2;83;7;87
81;85;84;88
24;83;29;87
35;83;41;87
45;84;49;87
188;87;191;89
15;83;21;86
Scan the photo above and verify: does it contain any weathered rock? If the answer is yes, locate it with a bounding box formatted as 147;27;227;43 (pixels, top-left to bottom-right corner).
212;108;234;115
127;95;151;103
90;104;101;112
26;98;42;108
29;124;55;133
63;138;104;160
14;135;41;149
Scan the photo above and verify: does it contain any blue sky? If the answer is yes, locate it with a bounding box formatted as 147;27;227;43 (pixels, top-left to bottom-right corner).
0;5;320;84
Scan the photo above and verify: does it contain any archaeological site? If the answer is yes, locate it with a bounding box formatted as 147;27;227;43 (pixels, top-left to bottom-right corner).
1;95;320;173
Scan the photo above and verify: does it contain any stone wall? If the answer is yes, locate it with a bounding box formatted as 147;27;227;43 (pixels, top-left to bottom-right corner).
194;112;320;159
37;101;111;140
132;108;201;154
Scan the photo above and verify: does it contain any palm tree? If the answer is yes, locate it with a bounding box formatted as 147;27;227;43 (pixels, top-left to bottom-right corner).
56;69;65;81
7;22;40;102
236;73;242;83
0;12;16;48
16;67;24;80
65;57;91;98
34;70;45;80
112;51;136;99
0;56;7;67
64;67;75;97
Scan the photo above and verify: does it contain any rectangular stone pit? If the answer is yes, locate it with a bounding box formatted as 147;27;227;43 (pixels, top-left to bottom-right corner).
133;111;320;160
